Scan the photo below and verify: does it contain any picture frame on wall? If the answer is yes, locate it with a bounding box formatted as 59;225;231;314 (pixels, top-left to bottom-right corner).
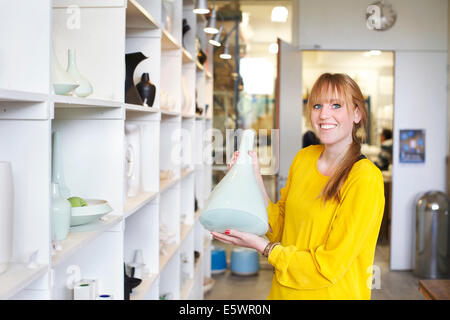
399;129;425;163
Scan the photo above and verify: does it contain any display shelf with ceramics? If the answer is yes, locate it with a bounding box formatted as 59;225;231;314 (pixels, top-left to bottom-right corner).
51;228;124;300
179;229;195;299
124;198;159;299
0;0;213;300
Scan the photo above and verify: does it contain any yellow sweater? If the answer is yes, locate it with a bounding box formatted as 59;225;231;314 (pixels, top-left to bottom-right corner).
266;145;385;300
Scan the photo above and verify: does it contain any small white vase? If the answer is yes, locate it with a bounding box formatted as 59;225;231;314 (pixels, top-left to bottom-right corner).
0;161;14;274
51;183;71;241
51;43;78;95
66;49;93;98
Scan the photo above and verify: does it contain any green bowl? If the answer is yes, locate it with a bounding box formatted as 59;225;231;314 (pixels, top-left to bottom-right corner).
70;199;113;227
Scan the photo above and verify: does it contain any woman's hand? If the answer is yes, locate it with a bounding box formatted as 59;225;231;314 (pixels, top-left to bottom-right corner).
211;229;269;254
228;150;261;179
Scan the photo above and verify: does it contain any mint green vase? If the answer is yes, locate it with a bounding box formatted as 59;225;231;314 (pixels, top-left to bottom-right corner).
199;130;268;235
51;183;71;241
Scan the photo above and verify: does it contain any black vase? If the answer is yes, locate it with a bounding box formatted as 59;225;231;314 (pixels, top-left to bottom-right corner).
197;49;207;65
136;73;156;107
125;52;148;105
182;19;191;47
124;264;142;300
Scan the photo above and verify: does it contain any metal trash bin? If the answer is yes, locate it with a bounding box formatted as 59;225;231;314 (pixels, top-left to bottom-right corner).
415;191;449;278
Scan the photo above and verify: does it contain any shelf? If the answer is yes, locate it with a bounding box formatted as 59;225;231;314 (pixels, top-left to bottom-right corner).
206;71;212;79
51;214;123;268
162;30;181;50
125;103;160;113
0;263;48;300
129;272;158;300
196;61;204;72
182;48;195;64
182;112;196;118
180;277;194;300
159;241;179;273
52;95;122;108
160;176;180;193
180;222;194;243
124;191;159;218
126;0;159;30
160;108;181;117
0;88;48;102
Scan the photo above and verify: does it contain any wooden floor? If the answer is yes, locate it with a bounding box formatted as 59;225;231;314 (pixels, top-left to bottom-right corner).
205;242;426;300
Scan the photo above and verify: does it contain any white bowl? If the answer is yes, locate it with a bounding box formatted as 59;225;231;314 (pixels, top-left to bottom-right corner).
70;199;113;226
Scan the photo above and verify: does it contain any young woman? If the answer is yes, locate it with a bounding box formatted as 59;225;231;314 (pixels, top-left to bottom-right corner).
211;73;385;300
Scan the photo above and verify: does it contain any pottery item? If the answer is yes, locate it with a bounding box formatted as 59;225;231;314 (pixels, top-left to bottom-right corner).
136;73;156;107
0;161;13;274
51;183;71;241
51;44;79;95
66;49;93;97
70;199;112;226
125;123;141;197
52;131;71;199
182;18;191;47
125;52;148;105
199;130;269;235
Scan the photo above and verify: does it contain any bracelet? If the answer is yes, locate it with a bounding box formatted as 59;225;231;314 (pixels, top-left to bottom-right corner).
262;242;280;257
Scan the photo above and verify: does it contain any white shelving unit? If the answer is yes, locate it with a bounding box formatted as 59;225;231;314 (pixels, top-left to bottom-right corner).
0;0;213;300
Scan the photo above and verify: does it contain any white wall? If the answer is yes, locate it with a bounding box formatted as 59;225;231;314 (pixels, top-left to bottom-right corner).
298;0;448;270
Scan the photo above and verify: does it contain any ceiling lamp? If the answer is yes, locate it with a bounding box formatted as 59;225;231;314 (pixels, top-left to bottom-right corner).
193;0;210;14
209;25;223;47
219;41;231;60
271;6;288;22
204;8;219;34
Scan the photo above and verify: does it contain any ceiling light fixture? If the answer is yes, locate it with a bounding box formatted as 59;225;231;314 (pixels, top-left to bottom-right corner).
204;7;219;34
271;6;288;22
193;0;210;14
219;41;231;60
209;25;223;47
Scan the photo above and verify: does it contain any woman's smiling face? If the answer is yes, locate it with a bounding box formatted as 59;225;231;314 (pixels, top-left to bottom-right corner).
310;86;361;149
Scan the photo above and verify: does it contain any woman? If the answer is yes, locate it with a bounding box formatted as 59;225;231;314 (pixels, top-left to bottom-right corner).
211;73;385;300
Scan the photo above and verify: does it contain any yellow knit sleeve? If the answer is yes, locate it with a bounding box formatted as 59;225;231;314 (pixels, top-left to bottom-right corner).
265;150;301;243
268;166;385;290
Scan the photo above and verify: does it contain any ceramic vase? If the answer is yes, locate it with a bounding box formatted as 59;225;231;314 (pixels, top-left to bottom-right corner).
66;49;93;98
0;162;13;274
182;19;191;47
51;44;78;95
52;131;71;199
125;124;141;197
125;52;148;105
51;183;71;241
136;73;156;107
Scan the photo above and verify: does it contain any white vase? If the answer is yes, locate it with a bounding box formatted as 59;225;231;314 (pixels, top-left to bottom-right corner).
66;49;93;98
51;43;79;95
51;183;71;241
0;161;14;274
125;124;141;197
52;131;71;199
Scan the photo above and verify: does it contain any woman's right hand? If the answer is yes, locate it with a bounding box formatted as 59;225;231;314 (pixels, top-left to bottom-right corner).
228;150;261;179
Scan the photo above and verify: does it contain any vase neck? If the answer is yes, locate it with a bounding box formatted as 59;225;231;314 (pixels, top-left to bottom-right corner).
67;49;77;68
52;183;61;198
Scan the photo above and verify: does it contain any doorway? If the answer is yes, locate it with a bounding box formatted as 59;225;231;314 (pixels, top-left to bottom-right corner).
302;50;395;262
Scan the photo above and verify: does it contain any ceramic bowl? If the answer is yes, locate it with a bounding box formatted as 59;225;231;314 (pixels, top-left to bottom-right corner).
70;199;113;226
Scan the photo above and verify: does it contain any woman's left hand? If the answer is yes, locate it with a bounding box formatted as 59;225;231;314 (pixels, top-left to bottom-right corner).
211;229;269;254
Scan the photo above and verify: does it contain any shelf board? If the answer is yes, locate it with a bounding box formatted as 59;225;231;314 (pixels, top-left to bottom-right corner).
181;168;194;179
180;222;193;243
206;71;212;79
196;61;204;72
159;241;178;273
160;108;181;117
182;48;195;64
125;103;160;113
52;95;122;108
124;191;159;218
0;88;48;102
129;272;158;300
162;30;181;50
126;0;159;30
180;277;194;300
51;214;123;268
160;176;180;193
181;112;195;118
0;263;48;300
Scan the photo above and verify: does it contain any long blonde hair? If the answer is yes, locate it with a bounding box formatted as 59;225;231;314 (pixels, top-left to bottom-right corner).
306;73;368;203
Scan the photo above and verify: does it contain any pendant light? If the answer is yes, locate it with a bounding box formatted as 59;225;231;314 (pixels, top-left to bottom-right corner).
193;0;210;14
208;25;223;47
204;7;219;34
219;40;231;59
